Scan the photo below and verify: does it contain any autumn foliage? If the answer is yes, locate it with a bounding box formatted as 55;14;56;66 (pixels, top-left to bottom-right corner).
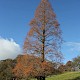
13;0;63;80
13;54;55;79
23;0;63;62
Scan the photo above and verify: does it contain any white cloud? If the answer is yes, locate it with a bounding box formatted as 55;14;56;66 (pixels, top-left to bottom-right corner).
64;42;80;52
0;37;21;60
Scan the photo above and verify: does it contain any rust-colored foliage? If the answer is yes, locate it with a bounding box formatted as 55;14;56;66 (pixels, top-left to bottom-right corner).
15;0;63;79
13;54;54;79
23;0;62;62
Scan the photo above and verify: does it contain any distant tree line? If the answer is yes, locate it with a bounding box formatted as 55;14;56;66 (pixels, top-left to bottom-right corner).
58;56;80;73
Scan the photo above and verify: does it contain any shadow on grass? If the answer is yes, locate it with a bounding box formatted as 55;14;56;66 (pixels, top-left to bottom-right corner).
68;76;80;80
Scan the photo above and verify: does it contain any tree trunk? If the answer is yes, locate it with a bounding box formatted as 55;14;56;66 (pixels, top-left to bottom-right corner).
37;76;45;80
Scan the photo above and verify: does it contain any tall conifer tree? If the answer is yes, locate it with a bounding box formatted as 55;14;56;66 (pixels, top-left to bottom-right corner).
24;0;62;63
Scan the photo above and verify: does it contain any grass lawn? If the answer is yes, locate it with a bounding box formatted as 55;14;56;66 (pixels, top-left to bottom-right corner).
46;72;80;80
31;72;80;80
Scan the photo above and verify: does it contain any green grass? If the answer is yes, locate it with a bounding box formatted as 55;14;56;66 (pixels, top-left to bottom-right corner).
30;72;80;80
46;72;80;80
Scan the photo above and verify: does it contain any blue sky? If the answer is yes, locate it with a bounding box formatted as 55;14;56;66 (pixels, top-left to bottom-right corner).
0;0;80;63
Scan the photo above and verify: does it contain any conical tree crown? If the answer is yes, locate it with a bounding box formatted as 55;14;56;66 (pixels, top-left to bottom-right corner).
35;0;56;24
24;0;62;62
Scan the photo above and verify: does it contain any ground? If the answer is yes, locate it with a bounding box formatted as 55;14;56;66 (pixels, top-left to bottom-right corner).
31;72;80;80
46;72;80;80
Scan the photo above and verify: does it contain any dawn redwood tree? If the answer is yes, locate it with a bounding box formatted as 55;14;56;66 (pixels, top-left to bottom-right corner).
23;0;62;79
24;0;62;63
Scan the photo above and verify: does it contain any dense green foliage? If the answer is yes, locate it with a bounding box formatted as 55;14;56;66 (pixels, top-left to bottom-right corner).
0;59;16;80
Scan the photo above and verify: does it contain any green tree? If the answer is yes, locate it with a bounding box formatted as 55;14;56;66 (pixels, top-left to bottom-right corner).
65;61;73;71
72;56;80;71
0;59;16;80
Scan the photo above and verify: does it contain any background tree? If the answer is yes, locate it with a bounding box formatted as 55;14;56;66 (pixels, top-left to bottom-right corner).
58;61;73;73
0;59;16;80
72;56;80;71
65;61;73;72
58;64;66;73
23;0;63;79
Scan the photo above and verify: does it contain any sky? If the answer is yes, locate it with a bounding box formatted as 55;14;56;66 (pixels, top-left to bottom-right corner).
0;0;80;63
